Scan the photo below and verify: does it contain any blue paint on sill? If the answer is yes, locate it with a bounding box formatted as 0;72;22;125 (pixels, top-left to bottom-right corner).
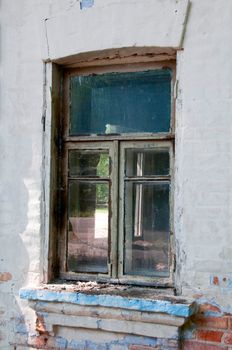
80;0;94;10
20;288;197;318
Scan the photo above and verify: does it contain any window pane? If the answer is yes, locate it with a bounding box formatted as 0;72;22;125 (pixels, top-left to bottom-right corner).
125;149;170;176
68;181;109;273
124;182;170;277
70;70;171;135
69;150;109;177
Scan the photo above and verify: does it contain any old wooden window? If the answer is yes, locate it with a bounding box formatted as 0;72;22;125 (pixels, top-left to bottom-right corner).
58;61;175;286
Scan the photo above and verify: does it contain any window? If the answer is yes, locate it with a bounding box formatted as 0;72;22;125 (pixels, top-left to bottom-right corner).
57;61;175;286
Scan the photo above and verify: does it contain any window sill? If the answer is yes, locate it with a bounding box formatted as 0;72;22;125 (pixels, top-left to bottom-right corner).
20;283;196;318
20;283;197;342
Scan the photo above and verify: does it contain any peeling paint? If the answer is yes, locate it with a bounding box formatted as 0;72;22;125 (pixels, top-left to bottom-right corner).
0;272;12;282
80;0;94;10
20;288;196;317
29;333;178;350
53;336;68;348
3;0;232;349
14;317;27;336
210;275;232;289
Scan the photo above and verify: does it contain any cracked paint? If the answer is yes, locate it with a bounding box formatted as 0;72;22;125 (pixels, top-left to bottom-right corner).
20;288;196;317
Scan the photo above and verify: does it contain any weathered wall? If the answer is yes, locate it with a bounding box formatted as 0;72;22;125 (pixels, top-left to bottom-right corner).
1;0;232;349
175;1;232;307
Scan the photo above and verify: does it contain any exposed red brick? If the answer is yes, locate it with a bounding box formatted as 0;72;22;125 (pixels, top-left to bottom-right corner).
36;315;47;335
0;272;12;282
213;276;220;285
193;315;228;329
197;330;223;343
183;340;226;350
224;333;232;345
29;334;48;348
228;317;232;329
198;303;221;314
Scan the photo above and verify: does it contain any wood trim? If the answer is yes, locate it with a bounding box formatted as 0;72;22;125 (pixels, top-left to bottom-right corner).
53;47;176;68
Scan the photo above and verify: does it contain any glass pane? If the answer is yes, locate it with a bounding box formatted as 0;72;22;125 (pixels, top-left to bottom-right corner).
68;181;109;273
69;150;109;177
125;149;169;176
70;70;171;135
124;182;170;277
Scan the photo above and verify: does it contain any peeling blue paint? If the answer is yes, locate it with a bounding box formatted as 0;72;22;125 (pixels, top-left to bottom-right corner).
14;317;28;335
19;288;196;317
67;335;158;349
69;339;85;350
65;334;175;349
80;0;94;10
86;340;108;350
197;295;232;316
54;336;68;348
123;335;158;346
196;297;223;317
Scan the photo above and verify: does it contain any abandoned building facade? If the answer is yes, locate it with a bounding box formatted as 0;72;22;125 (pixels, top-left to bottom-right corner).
1;0;232;349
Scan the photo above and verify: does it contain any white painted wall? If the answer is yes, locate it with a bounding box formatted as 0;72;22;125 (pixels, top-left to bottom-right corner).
1;0;232;347
175;1;232;310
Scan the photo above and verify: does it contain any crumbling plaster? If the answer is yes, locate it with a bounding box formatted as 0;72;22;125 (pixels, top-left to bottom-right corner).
1;0;232;348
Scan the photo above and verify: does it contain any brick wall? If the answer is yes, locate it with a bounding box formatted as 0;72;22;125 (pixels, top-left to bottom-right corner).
12;303;232;350
182;303;232;350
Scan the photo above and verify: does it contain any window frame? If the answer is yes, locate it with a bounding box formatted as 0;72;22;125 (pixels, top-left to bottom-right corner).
59;141;118;282
55;59;176;287
118;140;174;286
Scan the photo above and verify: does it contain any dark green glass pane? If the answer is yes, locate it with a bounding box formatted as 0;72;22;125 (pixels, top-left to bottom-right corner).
69;150;109;177
124;182;170;277
125;149;170;176
70;70;171;135
68;181;109;273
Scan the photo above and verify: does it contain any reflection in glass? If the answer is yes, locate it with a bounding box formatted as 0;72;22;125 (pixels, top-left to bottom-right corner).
69;151;109;177
124;182;170;277
125;149;170;176
68;181;109;273
70;70;171;135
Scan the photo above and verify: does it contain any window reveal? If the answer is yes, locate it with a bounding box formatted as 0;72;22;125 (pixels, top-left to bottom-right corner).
59;65;175;286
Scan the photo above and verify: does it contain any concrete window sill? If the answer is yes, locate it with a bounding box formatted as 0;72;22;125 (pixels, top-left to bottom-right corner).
20;283;197;341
